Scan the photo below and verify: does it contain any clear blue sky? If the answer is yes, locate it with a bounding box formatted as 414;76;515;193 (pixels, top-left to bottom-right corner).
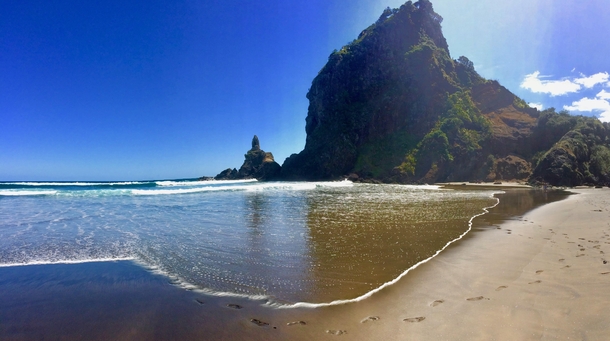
2;0;609;181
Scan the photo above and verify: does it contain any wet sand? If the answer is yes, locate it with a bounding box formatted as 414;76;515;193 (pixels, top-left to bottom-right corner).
2;188;609;340
269;188;610;340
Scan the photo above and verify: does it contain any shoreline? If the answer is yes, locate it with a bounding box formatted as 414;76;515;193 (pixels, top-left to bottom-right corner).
3;188;608;340
270;187;610;340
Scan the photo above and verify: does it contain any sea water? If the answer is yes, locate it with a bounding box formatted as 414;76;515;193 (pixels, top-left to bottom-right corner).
0;180;498;304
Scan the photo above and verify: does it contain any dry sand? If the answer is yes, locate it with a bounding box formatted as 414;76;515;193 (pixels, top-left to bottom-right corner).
262;188;610;340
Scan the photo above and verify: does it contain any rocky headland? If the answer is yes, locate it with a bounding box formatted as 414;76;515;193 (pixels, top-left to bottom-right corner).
210;0;610;187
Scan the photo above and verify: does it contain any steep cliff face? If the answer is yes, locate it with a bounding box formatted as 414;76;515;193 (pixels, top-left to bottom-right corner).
282;1;455;180
278;0;610;186
281;0;538;182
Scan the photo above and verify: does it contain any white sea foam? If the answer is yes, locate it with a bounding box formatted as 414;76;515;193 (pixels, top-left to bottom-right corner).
0;257;135;268
156;179;257;187
133;181;351;195
2;181;148;186
0;190;58;196
131;259;272;300
133;186;246;195
383;183;442;190
317;179;355;187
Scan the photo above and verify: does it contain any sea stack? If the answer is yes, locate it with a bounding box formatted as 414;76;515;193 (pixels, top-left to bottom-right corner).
215;135;281;181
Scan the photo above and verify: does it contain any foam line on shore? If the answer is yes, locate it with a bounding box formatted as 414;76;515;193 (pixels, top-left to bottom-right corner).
130;259;273;301
0;181;147;186
0;190;59;196
272;191;503;309
0;257;135;268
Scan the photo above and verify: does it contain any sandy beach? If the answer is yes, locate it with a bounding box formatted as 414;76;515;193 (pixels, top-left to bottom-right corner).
268;188;610;340
1;188;609;340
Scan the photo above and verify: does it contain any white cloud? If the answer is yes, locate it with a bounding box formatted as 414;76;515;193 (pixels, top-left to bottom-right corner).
574;72;609;88
564;91;610;122
564;97;610;112
598;89;610;100
528;102;544;110
520;71;581;96
521;71;610;98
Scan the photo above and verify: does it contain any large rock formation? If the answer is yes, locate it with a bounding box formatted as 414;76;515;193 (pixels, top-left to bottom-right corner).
278;0;610;186
215;135;281;181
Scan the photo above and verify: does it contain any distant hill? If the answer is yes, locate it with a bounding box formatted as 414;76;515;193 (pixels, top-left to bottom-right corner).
278;0;610;186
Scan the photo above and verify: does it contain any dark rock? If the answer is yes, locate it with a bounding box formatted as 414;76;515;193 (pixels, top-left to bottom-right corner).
276;1;610;187
215;168;239;180
251;135;261;151
494;155;531;181
215;136;281;181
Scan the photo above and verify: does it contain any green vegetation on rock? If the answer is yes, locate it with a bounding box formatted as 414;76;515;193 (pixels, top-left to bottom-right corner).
277;0;610;186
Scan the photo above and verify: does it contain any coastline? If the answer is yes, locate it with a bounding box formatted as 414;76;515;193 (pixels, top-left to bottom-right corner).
270;187;610;340
2;188;609;340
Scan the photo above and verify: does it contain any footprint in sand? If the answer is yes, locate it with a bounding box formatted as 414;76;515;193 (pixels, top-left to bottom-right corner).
326;330;347;335
466;296;489;301
601;272;610;275
495;286;508;291
576;254;585;257
403;317;426;323
250;319;269;327
430;300;445;307
529;280;541;284
287;321;307;326
559;258;565;262
536;270;544;274
360;316;380;323
562;265;571;269
227;304;243;310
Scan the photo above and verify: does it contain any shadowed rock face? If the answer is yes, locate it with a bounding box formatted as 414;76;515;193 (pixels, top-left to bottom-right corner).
277;0;610;186
215;135;281;181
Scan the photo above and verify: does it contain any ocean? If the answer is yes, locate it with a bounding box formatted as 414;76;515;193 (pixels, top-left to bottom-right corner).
0;179;500;305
